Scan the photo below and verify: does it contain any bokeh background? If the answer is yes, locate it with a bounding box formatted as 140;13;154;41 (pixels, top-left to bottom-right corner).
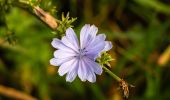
0;0;170;100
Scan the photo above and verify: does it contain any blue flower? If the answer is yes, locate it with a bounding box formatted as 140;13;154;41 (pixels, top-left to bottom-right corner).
50;24;112;83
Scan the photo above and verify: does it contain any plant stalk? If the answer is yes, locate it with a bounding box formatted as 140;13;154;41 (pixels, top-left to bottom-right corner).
102;66;121;82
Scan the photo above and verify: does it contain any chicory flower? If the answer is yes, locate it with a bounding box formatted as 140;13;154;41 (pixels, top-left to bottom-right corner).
50;24;112;83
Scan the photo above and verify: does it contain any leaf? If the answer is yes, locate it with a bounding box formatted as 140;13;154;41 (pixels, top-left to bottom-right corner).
134;0;170;14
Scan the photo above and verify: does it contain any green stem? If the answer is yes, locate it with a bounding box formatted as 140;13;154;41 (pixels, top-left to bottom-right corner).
102;66;121;82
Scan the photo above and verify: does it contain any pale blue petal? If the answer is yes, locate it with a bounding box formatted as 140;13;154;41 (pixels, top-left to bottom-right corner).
85;34;105;59
61;28;79;52
50;58;58;66
66;70;77;82
86;34;106;51
51;38;61;49
80;24;90;48
66;28;79;49
78;59;88;81
102;41;112;52
58;58;77;76
89;34;106;45
86;53;98;60
85;41;105;58
82;57;98;82
54;50;76;58
62;36;78;52
80;24;98;49
85;57;103;75
96;34;106;41
50;57;74;66
87;71;96;83
51;38;75;52
65;59;79;82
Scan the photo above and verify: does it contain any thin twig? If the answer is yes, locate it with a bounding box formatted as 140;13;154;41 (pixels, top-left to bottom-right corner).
33;6;58;30
12;0;58;30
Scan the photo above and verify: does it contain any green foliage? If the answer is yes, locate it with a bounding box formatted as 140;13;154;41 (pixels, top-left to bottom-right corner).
56;12;77;38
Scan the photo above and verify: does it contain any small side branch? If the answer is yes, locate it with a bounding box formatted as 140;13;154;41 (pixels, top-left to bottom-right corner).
13;0;58;30
33;6;58;30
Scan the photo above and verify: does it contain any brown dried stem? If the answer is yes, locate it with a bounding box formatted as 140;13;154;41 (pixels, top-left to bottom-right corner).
33;6;58;30
119;79;129;98
0;85;36;100
13;0;58;31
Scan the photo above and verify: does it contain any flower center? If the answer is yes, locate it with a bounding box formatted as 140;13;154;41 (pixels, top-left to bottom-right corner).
77;48;86;59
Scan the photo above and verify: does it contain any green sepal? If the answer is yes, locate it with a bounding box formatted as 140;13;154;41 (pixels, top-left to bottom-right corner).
97;52;114;67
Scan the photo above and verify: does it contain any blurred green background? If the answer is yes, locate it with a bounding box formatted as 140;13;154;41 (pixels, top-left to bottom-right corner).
0;0;170;100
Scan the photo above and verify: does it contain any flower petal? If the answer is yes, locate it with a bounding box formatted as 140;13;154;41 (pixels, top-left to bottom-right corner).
66;28;79;49
81;57;100;82
85;34;106;59
80;24;90;48
61;28;79;52
85;57;103;75
87;71;96;83
78;59;88;81
86;34;106;48
96;34;106;41
86;53;98;60
65;59;79;82
86;34;106;51
86;41;105;54
50;58;58;66
51;38;61;49
66;70;77;82
54;50;76;58
51;38;74;52
50;57;74;66
86;45;104;60
80;24;98;49
58;58;77;76
102;41;112;52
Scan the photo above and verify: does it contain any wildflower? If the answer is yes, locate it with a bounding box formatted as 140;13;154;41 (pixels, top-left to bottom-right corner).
50;24;112;82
